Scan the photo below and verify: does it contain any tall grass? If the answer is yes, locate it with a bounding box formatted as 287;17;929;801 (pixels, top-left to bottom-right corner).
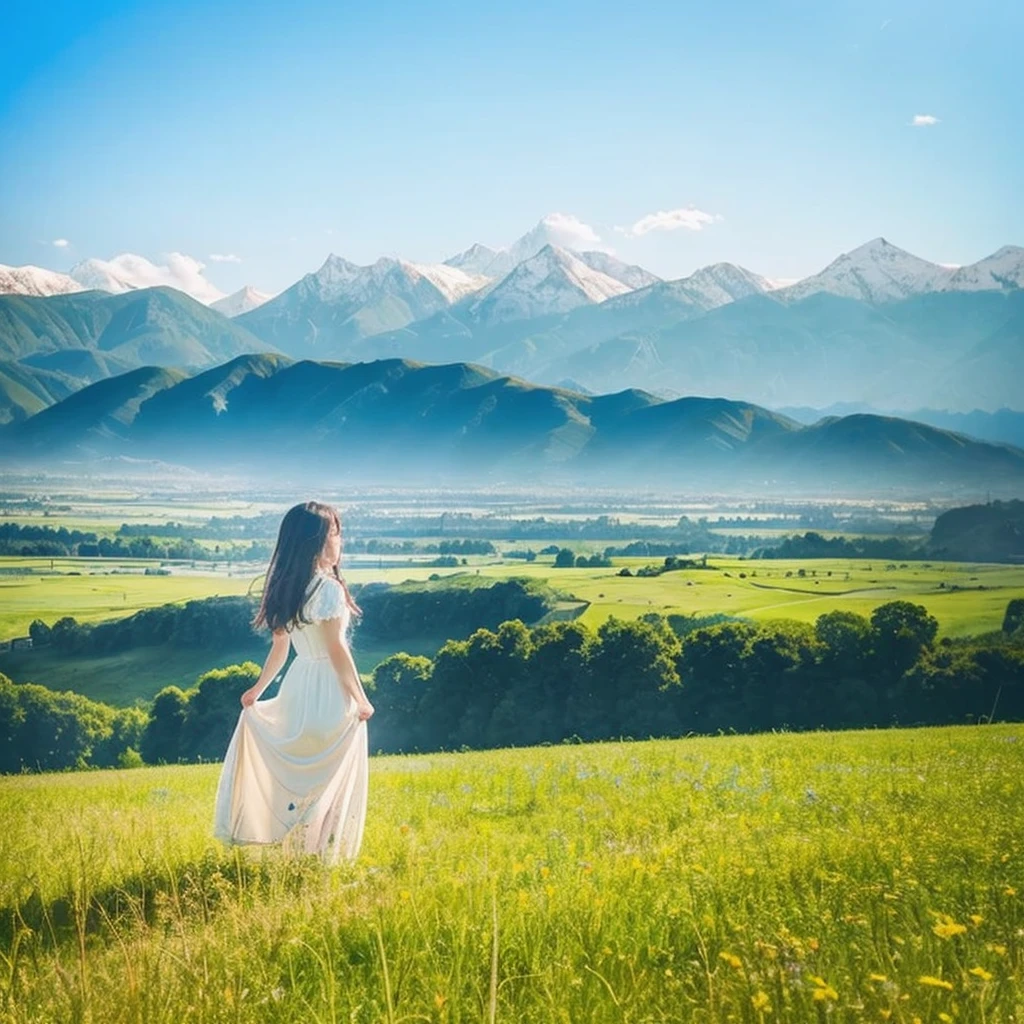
1;725;1022;1021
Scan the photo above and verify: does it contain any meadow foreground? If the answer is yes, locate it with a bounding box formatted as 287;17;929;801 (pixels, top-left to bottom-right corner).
2;725;1022;1022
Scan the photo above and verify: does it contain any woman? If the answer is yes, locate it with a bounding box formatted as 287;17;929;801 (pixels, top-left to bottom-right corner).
213;501;374;864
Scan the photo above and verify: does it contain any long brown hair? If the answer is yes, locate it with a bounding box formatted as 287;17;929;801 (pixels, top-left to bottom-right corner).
253;501;360;631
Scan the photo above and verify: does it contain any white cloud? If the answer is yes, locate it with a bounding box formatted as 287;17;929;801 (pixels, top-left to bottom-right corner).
52;238;70;248
623;207;722;238
539;212;604;249
69;252;226;304
911;114;940;127
208;253;242;263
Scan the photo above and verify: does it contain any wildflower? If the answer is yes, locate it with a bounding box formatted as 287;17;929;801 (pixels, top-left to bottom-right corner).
932;919;967;939
751;990;771;1012
539;865;550;879
939;1015;954;1023
986;943;1007;956
399;890;411;901
868;973;887;983
812;986;837;1002
919;976;953;990
808;937;819;951
399;823;410;834
968;966;993;981
970;914;984;925
719;952;742;970
1004;886;1017;896
434;994;447;1009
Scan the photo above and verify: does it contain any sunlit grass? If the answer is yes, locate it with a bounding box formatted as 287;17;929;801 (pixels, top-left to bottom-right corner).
2;725;1022;1022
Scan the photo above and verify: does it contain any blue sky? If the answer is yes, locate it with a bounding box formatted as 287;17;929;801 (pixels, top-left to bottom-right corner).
1;0;1021;295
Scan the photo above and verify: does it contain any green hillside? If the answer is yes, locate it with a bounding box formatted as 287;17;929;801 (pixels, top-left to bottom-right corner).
1;726;1021;1021
0;286;275;368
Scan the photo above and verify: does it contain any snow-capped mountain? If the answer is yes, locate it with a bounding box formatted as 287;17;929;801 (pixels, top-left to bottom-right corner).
0;264;86;298
69;253;227;305
606;262;772;315
298;254;489;306
943;245;1024;292
445;214;637;283
444;243;503;276
210;286;272;317
469;245;631;323
235;254;491;358
574;251;661;290
775;238;953;304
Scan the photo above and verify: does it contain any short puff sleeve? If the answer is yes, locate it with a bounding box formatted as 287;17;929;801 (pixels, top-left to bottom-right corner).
304;576;346;623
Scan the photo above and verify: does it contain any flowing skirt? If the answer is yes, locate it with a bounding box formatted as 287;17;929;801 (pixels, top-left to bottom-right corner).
213;656;368;864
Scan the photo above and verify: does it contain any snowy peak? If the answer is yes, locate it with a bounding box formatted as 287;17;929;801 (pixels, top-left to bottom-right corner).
69;253;226;305
303;254;489;306
210;286;272;317
678;262;773;305
0;264;86;298
606;261;772;315
471;244;632;323
575;251;661;290
407;261;491;303
943;245;1024;292
443;213;657;286
444;243;502;276
777;237;952;304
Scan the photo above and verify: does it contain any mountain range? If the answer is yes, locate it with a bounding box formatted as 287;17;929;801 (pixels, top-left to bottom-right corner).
0;220;1021;415
1;353;1021;496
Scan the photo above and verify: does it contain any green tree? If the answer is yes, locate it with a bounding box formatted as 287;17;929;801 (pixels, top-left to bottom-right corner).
141;686;190;764
371;654;433;753
1003;599;1024;635
554;548;575;568
184;663;260;762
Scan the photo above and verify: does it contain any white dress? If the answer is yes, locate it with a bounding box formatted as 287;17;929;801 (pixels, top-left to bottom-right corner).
213;574;368;864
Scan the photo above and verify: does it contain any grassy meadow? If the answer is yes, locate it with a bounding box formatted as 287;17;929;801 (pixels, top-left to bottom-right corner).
1;725;1022;1022
2;552;1022;707
4;555;1023;644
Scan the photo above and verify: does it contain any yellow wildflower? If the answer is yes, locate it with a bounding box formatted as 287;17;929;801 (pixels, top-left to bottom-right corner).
751;990;771;1012
869;973;887;983
719;951;742;970
969;966;993;981
986;943;1007;956
434;994;447;1009
812;986;837;1002
1004;886;1017;896
399;890;411;901
919;975;954;991
939;1014;953;1023
969;914;984;925
808;937;819;951
932;920;967;939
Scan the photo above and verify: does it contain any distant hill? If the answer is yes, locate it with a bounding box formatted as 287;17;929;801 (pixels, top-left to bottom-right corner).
3;355;1023;495
10;365;187;454
0;287;274;368
929;500;1024;563
350;279;1023;413
778;404;1024;450
0;360;80;425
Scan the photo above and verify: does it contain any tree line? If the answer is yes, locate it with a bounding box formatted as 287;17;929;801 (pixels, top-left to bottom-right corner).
368;600;1024;753
0;523;271;561
4;599;1022;774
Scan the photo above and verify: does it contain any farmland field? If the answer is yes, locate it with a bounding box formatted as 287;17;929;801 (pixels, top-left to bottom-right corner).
4;556;1023;643
1;725;1021;1022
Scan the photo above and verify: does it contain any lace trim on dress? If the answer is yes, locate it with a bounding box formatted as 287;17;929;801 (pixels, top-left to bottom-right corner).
303;574;345;623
